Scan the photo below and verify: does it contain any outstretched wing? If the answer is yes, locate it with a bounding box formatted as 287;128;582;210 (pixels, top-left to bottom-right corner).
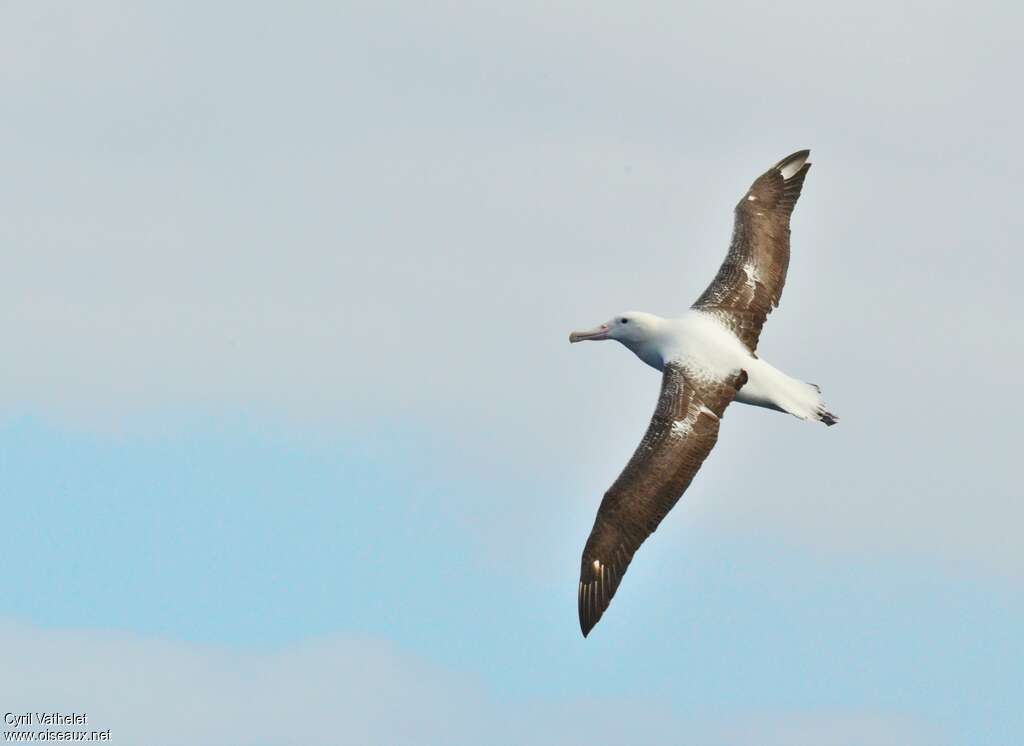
578;363;747;637
692;149;811;352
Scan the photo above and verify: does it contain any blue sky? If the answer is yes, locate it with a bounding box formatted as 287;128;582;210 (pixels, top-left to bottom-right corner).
4;412;1022;744
2;1;1023;744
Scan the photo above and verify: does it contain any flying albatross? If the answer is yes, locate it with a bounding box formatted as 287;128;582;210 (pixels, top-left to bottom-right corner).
570;149;836;637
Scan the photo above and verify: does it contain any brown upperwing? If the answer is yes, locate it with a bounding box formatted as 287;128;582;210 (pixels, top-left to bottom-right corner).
692;150;811;353
578;363;747;637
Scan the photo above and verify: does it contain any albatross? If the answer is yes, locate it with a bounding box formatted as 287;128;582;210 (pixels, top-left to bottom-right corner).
570;149;836;637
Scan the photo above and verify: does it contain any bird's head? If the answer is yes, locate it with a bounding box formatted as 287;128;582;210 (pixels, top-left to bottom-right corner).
569;311;662;346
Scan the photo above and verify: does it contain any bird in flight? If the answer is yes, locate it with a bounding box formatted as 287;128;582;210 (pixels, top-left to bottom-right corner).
569;149;836;637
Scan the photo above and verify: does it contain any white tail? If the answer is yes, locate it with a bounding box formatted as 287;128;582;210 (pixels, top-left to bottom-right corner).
735;359;838;426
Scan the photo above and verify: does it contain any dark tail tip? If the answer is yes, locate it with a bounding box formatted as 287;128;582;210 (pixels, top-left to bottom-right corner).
819;410;839;426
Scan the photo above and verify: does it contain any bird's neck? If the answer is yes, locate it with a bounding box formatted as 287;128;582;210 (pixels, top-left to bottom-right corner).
622;317;671;371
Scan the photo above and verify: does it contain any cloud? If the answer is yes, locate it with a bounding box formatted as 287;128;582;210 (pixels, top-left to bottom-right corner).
0;619;943;746
0;619;483;746
704;712;947;746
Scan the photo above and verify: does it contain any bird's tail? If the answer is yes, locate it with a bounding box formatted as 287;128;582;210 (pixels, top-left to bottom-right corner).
803;381;839;426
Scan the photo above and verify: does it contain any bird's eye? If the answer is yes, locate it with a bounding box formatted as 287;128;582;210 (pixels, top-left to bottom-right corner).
620;318;629;324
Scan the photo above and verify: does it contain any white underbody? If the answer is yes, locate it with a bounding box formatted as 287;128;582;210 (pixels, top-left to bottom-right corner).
622;310;829;422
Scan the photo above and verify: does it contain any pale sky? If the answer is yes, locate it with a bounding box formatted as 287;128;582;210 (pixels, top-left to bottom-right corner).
2;2;1022;744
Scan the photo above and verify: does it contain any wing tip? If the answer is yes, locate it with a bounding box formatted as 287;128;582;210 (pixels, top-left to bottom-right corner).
776;149;811;180
578;551;629;638
578;582;597;637
578;589;601;637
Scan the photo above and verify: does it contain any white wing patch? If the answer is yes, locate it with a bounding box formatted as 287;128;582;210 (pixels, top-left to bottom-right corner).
742;261;761;290
698;404;719;421
779;152;808;179
671;415;696;439
671;402;720;439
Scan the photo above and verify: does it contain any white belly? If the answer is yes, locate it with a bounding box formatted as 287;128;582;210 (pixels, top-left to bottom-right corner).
656;311;825;421
664;311;755;379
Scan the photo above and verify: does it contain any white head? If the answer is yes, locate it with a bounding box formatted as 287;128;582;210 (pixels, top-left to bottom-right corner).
569;311;663;346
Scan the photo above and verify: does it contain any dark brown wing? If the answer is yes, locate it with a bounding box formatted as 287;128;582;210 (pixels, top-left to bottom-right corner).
692;150;811;352
578;363;747;637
